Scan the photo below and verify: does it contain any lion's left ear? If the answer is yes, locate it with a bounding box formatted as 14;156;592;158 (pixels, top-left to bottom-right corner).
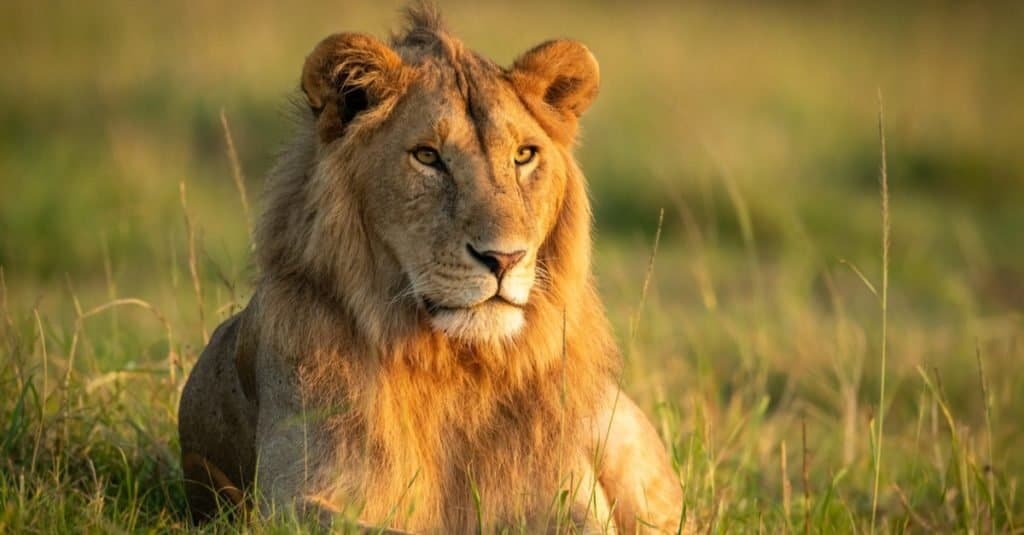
509;40;600;142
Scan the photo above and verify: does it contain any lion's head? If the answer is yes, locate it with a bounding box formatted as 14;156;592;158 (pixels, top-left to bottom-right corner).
257;8;602;350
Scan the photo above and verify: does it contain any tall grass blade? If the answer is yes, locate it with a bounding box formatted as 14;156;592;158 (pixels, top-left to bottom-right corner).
869;88;891;534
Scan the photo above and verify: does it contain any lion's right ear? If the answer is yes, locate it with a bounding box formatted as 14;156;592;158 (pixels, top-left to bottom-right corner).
301;33;409;143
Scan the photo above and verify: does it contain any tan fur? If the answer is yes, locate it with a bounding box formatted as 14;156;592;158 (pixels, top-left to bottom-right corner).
178;5;684;533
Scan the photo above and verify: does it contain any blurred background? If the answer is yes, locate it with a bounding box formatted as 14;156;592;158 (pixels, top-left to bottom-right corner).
1;0;1022;530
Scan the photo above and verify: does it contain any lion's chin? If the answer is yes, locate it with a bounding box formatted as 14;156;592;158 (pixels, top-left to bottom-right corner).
427;300;525;342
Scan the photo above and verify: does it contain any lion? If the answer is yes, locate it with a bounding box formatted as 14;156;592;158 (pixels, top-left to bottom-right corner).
178;5;684;533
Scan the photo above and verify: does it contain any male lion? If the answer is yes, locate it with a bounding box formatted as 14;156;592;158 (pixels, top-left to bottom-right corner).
178;5;683;533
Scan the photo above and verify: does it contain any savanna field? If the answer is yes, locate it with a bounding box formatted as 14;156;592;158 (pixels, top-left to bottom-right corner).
2;1;1023;532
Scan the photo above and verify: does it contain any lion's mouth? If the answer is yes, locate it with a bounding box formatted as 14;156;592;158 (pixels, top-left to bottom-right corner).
419;293;528;340
421;295;523;316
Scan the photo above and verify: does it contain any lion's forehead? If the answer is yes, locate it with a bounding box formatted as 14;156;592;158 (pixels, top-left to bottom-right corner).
414;53;537;148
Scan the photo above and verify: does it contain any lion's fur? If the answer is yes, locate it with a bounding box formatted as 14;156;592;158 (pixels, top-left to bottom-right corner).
179;5;682;533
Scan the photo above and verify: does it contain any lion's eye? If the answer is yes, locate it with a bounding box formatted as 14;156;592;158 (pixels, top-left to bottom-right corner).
514;146;538;166
412;147;442;168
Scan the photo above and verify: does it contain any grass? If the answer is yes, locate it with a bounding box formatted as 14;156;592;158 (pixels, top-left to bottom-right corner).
2;0;1023;532
869;93;891;534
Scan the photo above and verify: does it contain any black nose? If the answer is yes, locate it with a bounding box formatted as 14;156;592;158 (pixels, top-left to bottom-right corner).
467;244;526;279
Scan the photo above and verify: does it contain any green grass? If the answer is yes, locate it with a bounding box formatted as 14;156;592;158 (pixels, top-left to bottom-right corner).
2;1;1023;532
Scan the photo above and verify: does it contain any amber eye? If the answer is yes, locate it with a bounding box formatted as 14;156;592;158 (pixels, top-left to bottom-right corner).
514;146;538;166
412;147;442;168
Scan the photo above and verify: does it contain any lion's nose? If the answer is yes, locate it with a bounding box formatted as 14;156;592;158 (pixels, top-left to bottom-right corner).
467;244;526;279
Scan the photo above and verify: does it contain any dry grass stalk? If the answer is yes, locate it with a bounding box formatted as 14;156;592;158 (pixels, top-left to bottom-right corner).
629;207;665;350
802;418;810;535
219;107;253;244
31;308;47;476
179;181;208;345
781;440;792;530
975;342;997;533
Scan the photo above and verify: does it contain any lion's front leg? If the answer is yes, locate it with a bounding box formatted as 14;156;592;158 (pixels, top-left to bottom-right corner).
255;422;413;534
250;346;353;526
566;455;617;534
254;390;406;533
254;403;336;523
587;388;687;534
